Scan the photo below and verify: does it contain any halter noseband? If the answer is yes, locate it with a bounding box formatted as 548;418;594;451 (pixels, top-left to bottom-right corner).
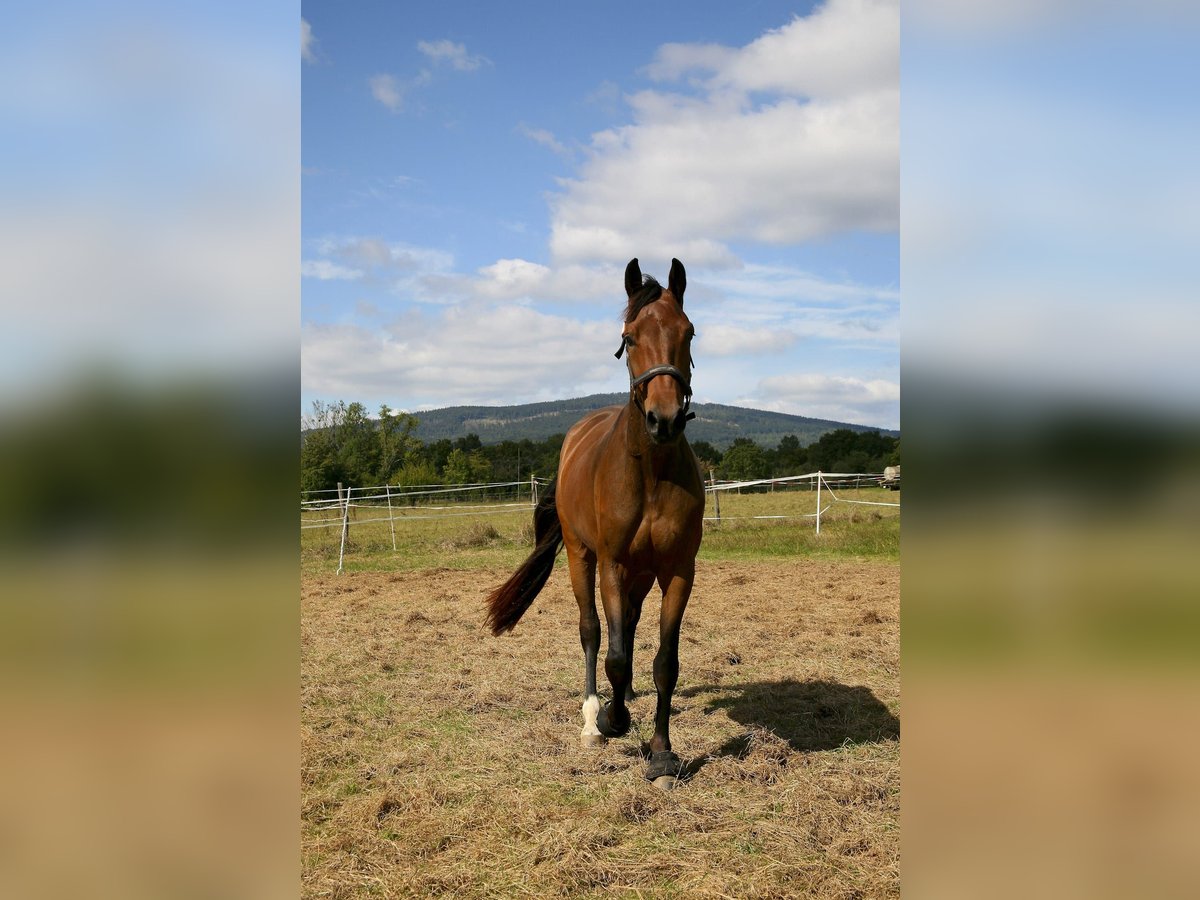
615;339;696;421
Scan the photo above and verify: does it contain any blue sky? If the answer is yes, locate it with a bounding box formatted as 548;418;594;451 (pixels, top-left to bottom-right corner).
302;0;899;429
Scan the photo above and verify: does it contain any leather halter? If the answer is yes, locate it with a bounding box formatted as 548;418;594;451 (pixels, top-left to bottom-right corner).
615;339;696;421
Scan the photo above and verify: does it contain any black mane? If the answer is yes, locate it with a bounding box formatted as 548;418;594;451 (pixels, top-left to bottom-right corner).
623;276;665;324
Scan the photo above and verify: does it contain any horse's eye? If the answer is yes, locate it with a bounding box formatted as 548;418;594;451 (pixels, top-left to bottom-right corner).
623;334;635;347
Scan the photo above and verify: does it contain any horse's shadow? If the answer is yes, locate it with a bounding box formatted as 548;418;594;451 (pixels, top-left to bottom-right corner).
630;679;899;780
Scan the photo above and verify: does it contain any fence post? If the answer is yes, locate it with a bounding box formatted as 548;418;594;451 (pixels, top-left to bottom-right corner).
531;474;538;506
337;486;352;575
710;471;721;525
815;471;822;536
385;484;397;552
337;481;351;536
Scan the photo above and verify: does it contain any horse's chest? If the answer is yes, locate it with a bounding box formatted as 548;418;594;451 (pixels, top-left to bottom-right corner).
626;494;698;559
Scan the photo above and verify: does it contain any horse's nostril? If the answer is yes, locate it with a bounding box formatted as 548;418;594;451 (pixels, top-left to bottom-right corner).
646;411;658;428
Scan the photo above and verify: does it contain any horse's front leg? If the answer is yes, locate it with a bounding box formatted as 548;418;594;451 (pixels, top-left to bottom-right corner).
594;559;632;738
646;560;694;789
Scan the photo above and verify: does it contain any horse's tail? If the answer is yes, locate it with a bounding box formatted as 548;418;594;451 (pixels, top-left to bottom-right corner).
485;479;562;636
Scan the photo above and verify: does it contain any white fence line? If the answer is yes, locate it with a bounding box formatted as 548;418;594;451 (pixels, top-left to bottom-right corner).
302;478;526;495
300;505;534;530
707;472;885;492
701;471;899;532
342;500;531;512
303;470;898;573
301;479;529;506
819;477;900;508
703;506;831;523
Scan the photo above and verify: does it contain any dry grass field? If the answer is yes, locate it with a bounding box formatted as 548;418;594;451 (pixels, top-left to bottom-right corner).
302;501;899;899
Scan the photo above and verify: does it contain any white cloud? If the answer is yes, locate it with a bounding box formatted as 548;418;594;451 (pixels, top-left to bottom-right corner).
299;247;902;417
585;80;621;113
301;306;624;405
683;263;898;351
304;236;463;305
709;297;898;346
705;263;898;303
471;258;615;302
516;123;570;157
299;229;899;409
475;258;550;296
313;236;454;276
369;74;404;112
417;39;490;72
370;47;476;113
301;260;362;281
548;0;898;266
301;18;316;63
760;372;899;403
647;0;898;99
748;372;899;427
695;324;798;357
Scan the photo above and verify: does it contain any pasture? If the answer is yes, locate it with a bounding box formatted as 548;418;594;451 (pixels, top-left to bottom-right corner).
302;489;899;897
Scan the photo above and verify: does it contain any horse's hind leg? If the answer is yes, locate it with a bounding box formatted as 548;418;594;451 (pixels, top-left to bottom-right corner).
566;544;603;747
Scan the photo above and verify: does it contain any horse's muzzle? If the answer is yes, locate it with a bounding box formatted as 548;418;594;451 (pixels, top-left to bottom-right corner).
645;407;688;443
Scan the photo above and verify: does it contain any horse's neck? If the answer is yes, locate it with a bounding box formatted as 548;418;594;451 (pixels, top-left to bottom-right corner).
622;399;650;461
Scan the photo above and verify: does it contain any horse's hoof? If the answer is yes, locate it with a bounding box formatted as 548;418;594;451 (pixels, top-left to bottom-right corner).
596;703;630;738
645;750;682;785
624;688;637;703
581;732;607;748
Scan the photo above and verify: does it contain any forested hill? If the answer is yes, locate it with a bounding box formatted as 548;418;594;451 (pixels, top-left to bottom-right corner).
410;393;896;450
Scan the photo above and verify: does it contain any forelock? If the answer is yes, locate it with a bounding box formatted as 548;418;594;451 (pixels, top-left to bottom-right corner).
623;276;668;324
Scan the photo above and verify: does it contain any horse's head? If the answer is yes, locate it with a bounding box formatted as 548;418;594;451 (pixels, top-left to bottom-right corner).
618;257;694;445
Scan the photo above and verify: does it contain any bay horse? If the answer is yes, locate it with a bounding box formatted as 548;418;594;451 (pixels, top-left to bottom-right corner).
485;258;704;789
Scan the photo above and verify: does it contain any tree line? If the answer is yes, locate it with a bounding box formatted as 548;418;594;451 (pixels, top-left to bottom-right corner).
301;400;899;493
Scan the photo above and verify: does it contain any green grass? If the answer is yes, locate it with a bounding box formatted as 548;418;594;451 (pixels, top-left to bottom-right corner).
300;486;900;575
703;487;899;561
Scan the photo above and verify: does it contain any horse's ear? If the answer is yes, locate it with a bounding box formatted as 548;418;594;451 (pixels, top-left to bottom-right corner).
624;258;642;298
669;258;686;305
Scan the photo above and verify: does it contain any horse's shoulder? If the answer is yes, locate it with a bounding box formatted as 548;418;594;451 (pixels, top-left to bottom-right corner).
560;405;623;478
576;404;622;428
564;405;622;447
